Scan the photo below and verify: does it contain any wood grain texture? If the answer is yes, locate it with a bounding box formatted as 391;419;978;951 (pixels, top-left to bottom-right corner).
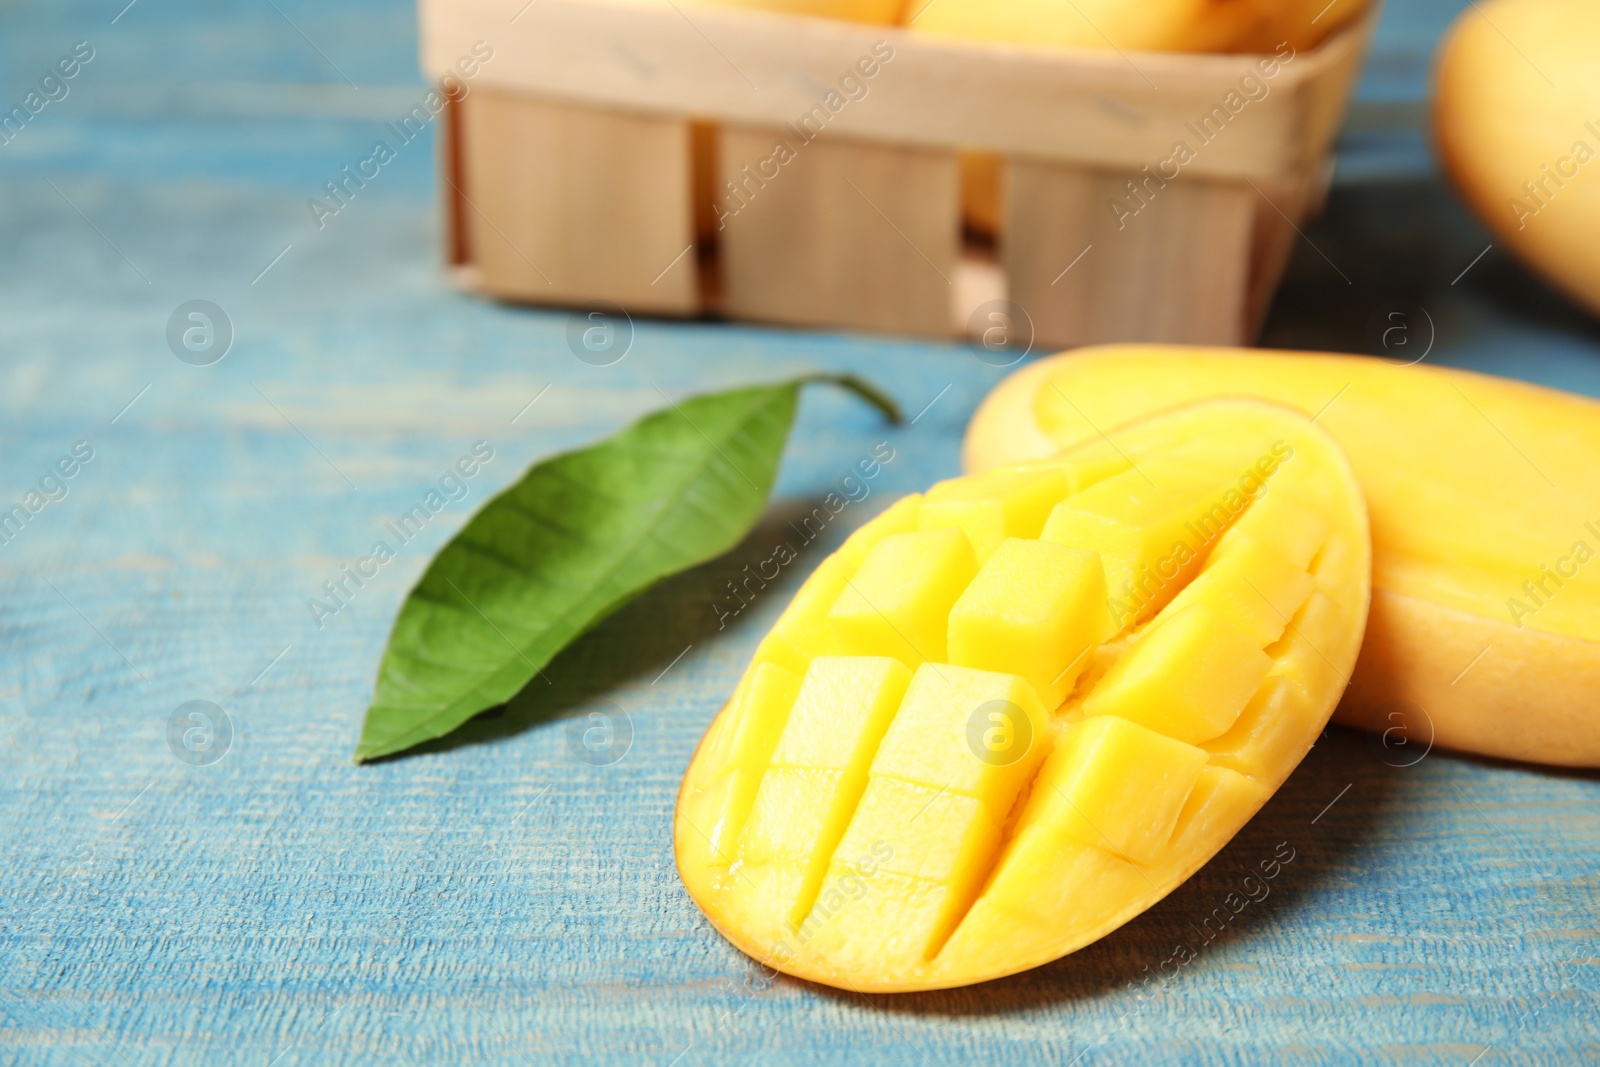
428;0;1371;342
719;128;958;336
1004;164;1256;348
1;0;1598;1063
420;0;1376;178
458;89;699;313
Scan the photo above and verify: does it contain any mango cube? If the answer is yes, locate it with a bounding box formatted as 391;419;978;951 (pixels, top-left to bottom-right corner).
827;528;977;665
713;661;803;772
836;776;1003;885
752;555;852;676
1217;484;1329;570
734;657;911;926
920;465;1070;562
771;656;912;770
932;895;1043;978
1267;591;1346;695
738;768;842;866
1165;531;1315;647
678;766;756;867
1039;466;1236;628
964;822;1144;929
1014;714;1209;864
805;868;956;971
836;494;923;568
734;768;844;927
947;538;1115;709
869;663;1047;801
823;778;1005;959
1203;675;1315;781
1080;603;1271;744
1166;765;1271;857
689;662;803;863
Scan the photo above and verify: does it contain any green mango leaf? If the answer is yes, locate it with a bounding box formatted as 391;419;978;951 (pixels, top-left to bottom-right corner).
355;374;900;762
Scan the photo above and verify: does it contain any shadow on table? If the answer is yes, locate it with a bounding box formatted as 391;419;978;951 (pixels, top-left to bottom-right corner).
385;498;843;760
1259;175;1600;359
805;727;1396;1017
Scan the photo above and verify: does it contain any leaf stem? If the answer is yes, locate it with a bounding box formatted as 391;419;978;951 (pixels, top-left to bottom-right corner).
798;374;904;425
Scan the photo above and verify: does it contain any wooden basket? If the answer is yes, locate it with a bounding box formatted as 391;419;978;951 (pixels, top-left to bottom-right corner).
422;0;1377;346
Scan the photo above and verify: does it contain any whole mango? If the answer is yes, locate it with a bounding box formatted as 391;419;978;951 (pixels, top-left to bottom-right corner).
1434;0;1600;318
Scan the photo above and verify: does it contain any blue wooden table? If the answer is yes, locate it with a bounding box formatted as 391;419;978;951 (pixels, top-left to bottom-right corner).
2;1;1597;1063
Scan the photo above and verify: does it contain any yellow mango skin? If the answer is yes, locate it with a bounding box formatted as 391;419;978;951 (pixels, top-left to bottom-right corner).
964;345;1600;767
913;0;1370;238
1435;0;1600;319
906;0;1367;54
676;398;1369;991
708;0;905;21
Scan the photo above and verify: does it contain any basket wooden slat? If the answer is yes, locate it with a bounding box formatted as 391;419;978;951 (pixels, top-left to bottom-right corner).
720;129;958;336
423;0;1379;344
457;90;699;313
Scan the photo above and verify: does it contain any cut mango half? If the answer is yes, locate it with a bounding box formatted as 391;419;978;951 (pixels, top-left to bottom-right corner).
675;399;1371;992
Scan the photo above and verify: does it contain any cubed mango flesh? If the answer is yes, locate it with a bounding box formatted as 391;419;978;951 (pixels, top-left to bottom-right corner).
676;398;1370;991
1165;530;1315;646
1013;713;1209;863
828;528;977;666
1039;464;1241;628
920;465;1070;563
733;656;911;926
1080;602;1272;744
947;537;1115;708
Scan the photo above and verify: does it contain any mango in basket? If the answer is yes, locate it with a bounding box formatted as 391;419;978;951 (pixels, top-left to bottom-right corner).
1435;0;1600;319
698;0;904;22
907;0;1370;237
675;399;1370;991
965;346;1600;768
905;0;1368;53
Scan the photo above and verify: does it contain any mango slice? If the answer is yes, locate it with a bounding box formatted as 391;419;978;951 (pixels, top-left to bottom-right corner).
964;345;1600;767
1435;0;1600;319
676;399;1370;991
